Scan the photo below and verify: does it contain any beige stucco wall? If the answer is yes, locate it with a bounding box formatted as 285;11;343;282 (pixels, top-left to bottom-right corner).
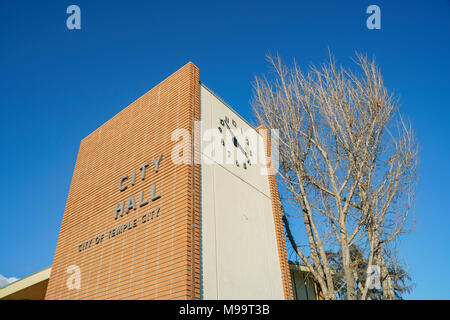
199;84;284;299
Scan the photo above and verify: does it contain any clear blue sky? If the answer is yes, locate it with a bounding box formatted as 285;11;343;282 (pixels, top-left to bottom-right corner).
0;0;449;299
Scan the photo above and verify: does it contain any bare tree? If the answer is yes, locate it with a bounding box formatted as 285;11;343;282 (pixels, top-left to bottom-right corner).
252;53;418;300
325;243;415;300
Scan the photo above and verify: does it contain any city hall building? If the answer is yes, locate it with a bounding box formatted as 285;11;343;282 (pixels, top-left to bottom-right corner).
0;63;318;300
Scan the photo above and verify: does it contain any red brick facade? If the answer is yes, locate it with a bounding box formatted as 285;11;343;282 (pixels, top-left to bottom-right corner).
45;62;200;299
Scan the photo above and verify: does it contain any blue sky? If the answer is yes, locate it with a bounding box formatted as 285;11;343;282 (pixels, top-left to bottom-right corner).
0;0;449;299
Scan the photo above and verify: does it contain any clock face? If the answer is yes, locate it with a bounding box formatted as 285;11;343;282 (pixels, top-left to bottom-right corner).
218;115;253;170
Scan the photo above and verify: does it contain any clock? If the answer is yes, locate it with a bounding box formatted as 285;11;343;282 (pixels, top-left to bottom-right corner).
218;116;253;170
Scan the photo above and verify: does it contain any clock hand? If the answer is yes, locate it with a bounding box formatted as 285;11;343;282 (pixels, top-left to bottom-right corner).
223;120;250;159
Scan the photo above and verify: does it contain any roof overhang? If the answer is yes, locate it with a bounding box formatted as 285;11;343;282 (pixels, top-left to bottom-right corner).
0;267;51;300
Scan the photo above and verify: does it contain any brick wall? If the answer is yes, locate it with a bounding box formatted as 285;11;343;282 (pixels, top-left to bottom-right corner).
45;62;200;300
